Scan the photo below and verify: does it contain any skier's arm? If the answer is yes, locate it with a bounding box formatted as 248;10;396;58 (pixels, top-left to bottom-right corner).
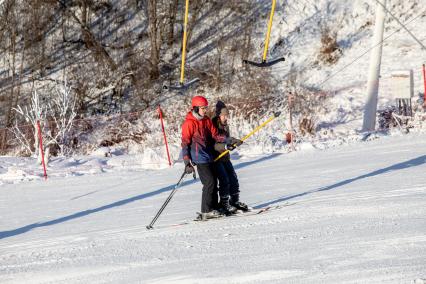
208;119;226;143
181;120;194;161
210;119;242;149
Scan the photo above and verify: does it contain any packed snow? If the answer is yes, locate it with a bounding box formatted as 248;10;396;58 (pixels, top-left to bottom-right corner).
1;0;426;283
1;133;425;283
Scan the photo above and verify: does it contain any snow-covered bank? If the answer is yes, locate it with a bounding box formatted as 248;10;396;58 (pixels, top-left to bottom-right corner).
1;133;425;283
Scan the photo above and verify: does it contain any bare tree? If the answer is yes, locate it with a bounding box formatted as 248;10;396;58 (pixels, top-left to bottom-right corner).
57;0;118;71
167;0;179;46
147;0;160;79
1;0;18;130
13;81;77;161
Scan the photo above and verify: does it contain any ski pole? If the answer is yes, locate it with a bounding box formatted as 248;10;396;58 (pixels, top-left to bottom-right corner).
214;111;281;162
146;171;188;230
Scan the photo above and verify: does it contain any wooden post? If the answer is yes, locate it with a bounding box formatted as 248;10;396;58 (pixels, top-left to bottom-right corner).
288;92;295;151
36;120;48;180
423;64;426;107
158;105;172;166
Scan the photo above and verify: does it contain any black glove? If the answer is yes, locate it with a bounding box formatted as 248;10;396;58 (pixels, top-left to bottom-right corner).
227;137;243;151
226;144;236;151
230;137;243;147
214;142;227;153
184;160;195;174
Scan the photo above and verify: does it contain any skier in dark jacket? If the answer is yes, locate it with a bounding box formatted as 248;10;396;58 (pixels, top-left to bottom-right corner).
212;101;249;213
182;96;236;219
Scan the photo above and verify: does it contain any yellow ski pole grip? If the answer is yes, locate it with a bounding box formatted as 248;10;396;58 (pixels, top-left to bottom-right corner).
214;112;281;162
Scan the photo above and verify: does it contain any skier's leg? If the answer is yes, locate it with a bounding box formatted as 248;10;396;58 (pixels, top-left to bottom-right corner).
196;163;216;213
214;162;236;215
212;186;219;210
214;162;231;199
225;161;249;211
223;160;240;197
211;165;221;211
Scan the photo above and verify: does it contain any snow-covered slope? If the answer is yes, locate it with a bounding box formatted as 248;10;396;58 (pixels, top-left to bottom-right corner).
1;1;426;282
1;133;425;283
269;0;426;134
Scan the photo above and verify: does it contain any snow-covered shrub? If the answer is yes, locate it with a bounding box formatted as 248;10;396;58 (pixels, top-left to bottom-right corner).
47;81;77;156
285;72;328;136
12;90;48;162
99;116;148;147
12;81;77;162
317;25;342;65
378;106;411;133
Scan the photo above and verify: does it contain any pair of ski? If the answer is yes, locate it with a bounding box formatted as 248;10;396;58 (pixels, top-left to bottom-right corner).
194;205;273;222
155;203;292;230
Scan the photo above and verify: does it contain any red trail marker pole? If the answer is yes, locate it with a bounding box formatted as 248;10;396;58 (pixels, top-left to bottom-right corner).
422;64;426;106
158;105;172;167
36;120;48;180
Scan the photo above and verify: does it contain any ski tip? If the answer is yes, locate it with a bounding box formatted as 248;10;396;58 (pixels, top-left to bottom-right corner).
146;225;154;230
273;111;282;117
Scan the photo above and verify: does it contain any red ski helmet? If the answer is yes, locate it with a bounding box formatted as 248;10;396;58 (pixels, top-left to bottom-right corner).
191;96;208;108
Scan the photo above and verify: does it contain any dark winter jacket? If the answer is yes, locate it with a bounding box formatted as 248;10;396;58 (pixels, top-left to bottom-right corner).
181;111;226;164
212;116;231;162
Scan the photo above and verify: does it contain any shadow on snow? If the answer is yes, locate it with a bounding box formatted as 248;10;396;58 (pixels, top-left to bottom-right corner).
253;154;426;209
0;153;281;239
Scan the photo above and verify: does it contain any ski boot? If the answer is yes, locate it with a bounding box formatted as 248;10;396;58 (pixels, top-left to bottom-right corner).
231;194;250;212
196;210;222;221
219;197;237;216
232;201;250;212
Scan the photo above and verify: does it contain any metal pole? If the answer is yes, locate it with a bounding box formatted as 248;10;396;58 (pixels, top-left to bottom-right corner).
179;0;190;84
214;111;281;162
362;0;387;132
146;172;187;230
262;0;277;62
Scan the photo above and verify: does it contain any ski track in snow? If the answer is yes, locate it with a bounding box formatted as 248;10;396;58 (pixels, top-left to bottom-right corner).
1;134;426;283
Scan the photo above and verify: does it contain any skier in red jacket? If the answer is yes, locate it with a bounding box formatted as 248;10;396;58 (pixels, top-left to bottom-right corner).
181;96;240;219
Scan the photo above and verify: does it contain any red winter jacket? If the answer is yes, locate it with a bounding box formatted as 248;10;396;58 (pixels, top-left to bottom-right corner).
181;111;226;164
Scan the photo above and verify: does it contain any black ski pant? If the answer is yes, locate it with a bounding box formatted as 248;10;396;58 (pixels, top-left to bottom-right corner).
196;162;218;213
214;160;240;200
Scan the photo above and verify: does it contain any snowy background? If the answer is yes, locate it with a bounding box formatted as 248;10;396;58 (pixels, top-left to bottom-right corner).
1;0;426;283
1;133;426;283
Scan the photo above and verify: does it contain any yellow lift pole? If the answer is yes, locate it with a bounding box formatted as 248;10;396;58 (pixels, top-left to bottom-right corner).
214;112;281;162
180;0;190;84
262;0;276;63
